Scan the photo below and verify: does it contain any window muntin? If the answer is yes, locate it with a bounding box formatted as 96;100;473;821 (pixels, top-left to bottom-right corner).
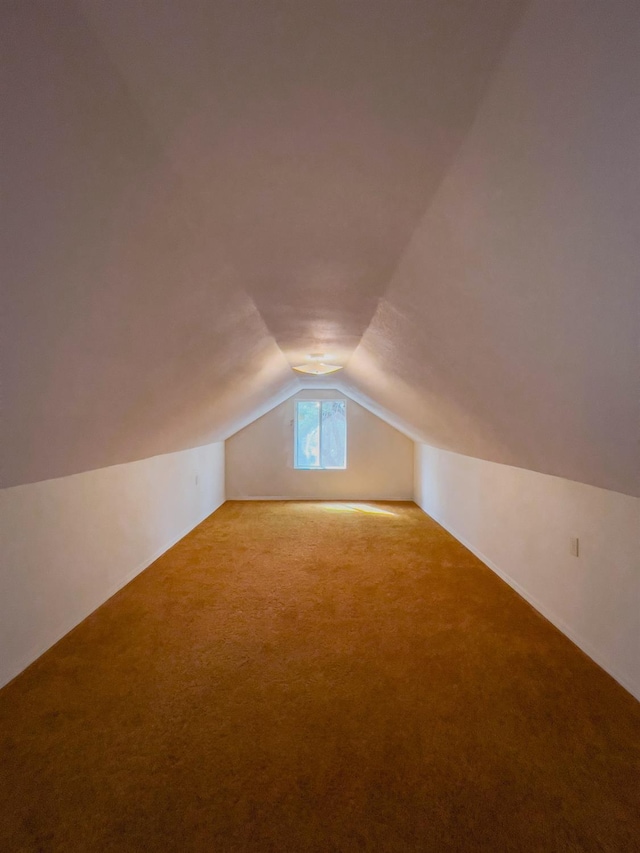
294;400;347;469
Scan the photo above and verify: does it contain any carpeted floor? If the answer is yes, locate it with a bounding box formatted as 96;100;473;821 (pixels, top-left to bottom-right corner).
0;501;638;852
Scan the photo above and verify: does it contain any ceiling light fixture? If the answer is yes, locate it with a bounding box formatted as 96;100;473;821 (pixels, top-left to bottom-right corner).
292;353;344;375
292;362;343;375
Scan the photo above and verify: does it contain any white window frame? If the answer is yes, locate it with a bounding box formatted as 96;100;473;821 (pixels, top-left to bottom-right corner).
294;399;347;470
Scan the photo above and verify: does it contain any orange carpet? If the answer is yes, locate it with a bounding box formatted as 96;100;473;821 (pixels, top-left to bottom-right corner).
0;500;638;851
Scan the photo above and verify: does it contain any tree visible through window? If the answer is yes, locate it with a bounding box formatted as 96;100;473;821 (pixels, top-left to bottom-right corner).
295;400;347;469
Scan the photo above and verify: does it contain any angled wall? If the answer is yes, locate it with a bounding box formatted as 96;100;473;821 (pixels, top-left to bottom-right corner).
346;0;640;497
415;445;640;700
226;390;413;500
0;443;225;688
1;0;525;490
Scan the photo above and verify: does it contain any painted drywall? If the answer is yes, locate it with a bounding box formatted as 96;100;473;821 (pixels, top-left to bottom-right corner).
0;442;225;689
414;444;640;701
2;0;526;488
348;0;640;496
3;2;638;497
226;390;413;500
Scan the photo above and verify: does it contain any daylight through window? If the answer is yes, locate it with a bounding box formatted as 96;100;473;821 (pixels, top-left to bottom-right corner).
295;400;347;469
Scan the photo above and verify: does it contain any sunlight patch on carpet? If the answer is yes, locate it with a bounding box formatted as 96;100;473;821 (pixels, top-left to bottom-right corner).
319;502;397;516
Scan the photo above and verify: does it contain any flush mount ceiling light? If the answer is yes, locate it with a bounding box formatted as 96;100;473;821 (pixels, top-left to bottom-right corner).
292;362;343;375
292;354;344;375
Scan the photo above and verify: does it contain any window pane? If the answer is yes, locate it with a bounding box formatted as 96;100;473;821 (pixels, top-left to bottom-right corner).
296;401;320;468
320;400;346;468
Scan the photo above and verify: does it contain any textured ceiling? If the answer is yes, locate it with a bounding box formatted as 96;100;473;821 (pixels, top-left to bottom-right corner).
2;1;638;495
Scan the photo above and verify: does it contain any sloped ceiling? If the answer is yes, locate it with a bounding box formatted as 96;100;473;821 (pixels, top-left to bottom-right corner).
2;1;638;496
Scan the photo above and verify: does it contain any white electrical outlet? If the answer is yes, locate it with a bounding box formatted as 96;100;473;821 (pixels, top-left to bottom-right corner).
570;537;579;557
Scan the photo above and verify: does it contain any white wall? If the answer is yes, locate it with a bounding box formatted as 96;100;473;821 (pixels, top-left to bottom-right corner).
226;390;413;500
0;442;225;688
415;444;640;701
347;0;640;497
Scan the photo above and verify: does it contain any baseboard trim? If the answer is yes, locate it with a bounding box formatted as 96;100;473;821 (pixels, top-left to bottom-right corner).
227;495;414;501
0;500;224;690
416;503;640;703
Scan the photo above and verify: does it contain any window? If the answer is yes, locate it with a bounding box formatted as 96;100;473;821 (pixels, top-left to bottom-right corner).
294;400;347;469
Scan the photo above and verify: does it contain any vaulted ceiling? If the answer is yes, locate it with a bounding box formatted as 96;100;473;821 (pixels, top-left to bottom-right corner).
2;0;639;496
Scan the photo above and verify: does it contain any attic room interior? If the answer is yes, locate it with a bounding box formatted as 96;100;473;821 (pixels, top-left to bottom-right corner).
1;1;639;850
